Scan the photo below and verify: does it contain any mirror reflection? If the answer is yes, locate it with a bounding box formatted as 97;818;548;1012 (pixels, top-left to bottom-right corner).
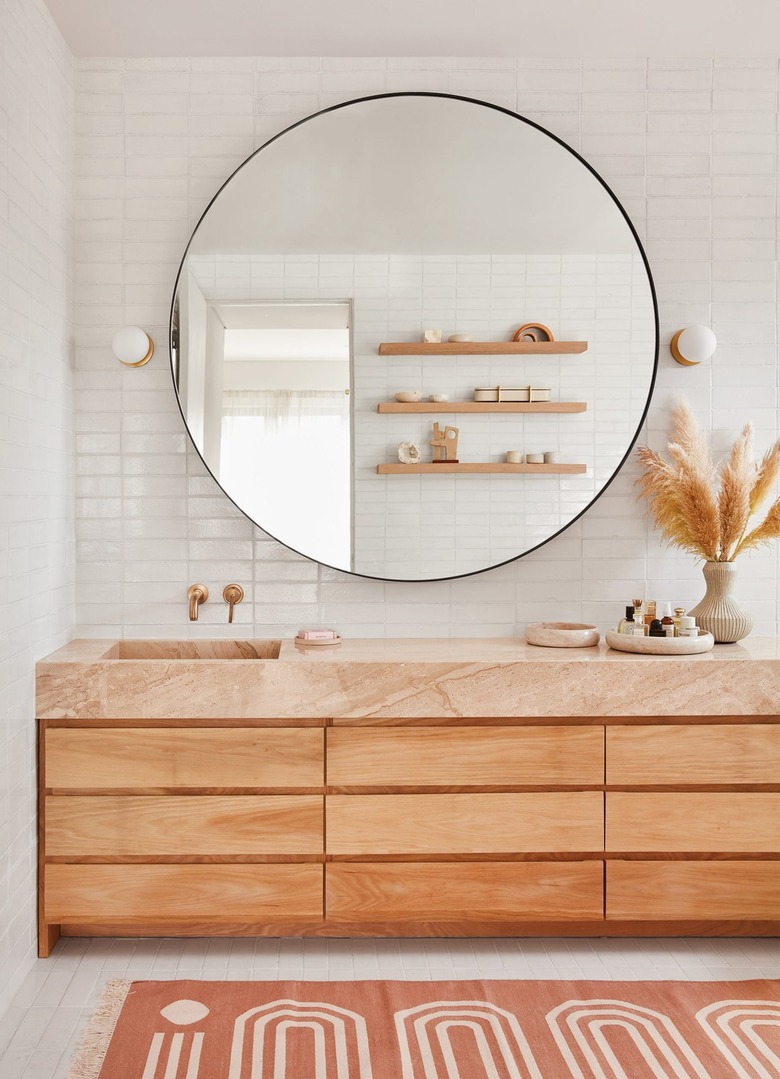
172;94;657;580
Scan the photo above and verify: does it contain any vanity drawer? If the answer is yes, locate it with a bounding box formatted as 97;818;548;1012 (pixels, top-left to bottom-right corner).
327;727;604;788
44;864;323;921
327;861;604;922
607;861;780;922
326;793;603;854
44;728;323;790
606;724;780;785
606;793;780;852
45;795;323;856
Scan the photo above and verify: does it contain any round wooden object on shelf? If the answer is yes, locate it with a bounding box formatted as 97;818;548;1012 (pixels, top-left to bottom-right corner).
512;322;554;343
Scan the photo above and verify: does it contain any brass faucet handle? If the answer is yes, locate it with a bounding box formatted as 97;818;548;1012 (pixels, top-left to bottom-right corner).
187;584;209;621
223;583;245;624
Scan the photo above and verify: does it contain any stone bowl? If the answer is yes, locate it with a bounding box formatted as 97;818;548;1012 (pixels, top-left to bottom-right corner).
526;622;600;648
605;630;715;655
395;390;423;403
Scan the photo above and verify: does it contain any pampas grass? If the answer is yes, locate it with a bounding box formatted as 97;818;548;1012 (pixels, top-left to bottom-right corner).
637;401;780;562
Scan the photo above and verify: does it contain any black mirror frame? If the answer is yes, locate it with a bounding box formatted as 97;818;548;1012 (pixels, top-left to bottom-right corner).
169;91;659;584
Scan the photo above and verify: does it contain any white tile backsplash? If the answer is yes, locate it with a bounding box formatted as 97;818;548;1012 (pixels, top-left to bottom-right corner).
68;57;780;638
0;0;75;1017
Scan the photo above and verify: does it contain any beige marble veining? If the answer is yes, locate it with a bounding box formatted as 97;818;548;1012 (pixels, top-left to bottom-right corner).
36;637;780;720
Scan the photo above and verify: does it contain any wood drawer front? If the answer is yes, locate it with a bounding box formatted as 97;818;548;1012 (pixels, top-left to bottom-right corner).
44;864;323;921
327;861;604;921
607;724;780;785
45;795;323;856
327;727;604;788
327;793;603;854
606;793;780;852
607;861;780;921
44;728;323;790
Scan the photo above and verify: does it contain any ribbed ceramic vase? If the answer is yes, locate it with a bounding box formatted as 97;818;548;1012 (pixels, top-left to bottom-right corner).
688;561;754;643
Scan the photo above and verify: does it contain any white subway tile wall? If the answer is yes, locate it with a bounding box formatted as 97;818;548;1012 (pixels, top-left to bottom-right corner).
0;0;75;1017
73;58;780;638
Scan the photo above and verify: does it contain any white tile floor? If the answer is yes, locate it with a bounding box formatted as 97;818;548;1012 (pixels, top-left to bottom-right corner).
1;935;778;1078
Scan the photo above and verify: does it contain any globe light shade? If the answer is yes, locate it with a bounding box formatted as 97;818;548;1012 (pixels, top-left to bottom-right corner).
670;325;716;367
112;326;154;367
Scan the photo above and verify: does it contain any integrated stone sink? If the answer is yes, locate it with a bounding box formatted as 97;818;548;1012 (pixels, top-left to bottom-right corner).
109;639;281;660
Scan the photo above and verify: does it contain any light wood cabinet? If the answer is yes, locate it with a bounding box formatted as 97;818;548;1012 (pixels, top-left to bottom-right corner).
606;792;780;852
44;727;323;790
328;727;603;788
606;724;780;785
45;864;323;923
327;862;604;923
38;715;780;954
607;862;780;921
45;794;323;856
327;792;603;854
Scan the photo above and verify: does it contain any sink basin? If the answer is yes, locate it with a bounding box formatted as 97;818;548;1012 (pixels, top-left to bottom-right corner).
108;639;281;660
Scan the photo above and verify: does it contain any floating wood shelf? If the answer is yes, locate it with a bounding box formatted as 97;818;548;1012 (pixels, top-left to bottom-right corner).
378;341;588;356
377;401;587;414
376;463;587;475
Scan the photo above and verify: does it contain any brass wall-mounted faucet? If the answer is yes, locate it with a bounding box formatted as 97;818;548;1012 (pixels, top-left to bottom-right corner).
187;584;208;621
223;584;244;624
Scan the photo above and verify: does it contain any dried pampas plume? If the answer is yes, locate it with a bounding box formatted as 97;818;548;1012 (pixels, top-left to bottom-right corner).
636;401;780;562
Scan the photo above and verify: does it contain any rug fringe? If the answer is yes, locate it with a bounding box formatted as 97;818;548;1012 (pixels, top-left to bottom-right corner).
68;979;132;1079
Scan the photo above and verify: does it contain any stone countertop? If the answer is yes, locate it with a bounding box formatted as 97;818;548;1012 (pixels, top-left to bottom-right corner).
35;636;780;721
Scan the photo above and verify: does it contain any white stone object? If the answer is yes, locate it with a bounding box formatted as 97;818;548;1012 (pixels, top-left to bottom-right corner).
605;630;715;655
527;622;600;648
397;441;422;464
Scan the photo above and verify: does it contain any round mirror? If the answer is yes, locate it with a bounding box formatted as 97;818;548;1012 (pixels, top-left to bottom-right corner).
171;93;658;581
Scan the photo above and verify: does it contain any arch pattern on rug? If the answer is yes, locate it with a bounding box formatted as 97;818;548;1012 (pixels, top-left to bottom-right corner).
545;999;711;1079
697;999;780;1079
394;1000;544;1078
228;998;374;1078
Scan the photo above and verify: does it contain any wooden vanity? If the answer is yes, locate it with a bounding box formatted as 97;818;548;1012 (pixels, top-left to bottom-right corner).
36;638;780;955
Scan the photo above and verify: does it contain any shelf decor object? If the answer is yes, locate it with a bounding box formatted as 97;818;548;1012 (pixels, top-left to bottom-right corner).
430;423;460;463
397;442;422;465
512;322;554;343
474;386;551;403
377;341;587;356
377;462;586;475
636;399;780;642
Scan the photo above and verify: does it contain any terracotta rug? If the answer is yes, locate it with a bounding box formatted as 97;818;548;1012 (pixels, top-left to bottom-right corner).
71;977;780;1078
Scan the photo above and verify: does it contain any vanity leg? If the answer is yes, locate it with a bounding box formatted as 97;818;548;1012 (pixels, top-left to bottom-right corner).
38;922;60;959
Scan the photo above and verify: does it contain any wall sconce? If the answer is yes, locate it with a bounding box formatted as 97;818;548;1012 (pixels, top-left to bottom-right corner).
112;326;154;367
670;325;716;367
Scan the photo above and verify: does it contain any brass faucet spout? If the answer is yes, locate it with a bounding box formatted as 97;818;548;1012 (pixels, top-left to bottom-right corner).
187;584;208;621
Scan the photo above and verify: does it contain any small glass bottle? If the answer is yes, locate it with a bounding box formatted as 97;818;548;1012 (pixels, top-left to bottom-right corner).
644;600;657;627
632;597;644;623
618;605;637;635
673;607;686;637
661;601;675;637
649;618;665;638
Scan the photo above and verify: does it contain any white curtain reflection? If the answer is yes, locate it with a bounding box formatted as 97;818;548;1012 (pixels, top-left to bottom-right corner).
220;390;351;568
